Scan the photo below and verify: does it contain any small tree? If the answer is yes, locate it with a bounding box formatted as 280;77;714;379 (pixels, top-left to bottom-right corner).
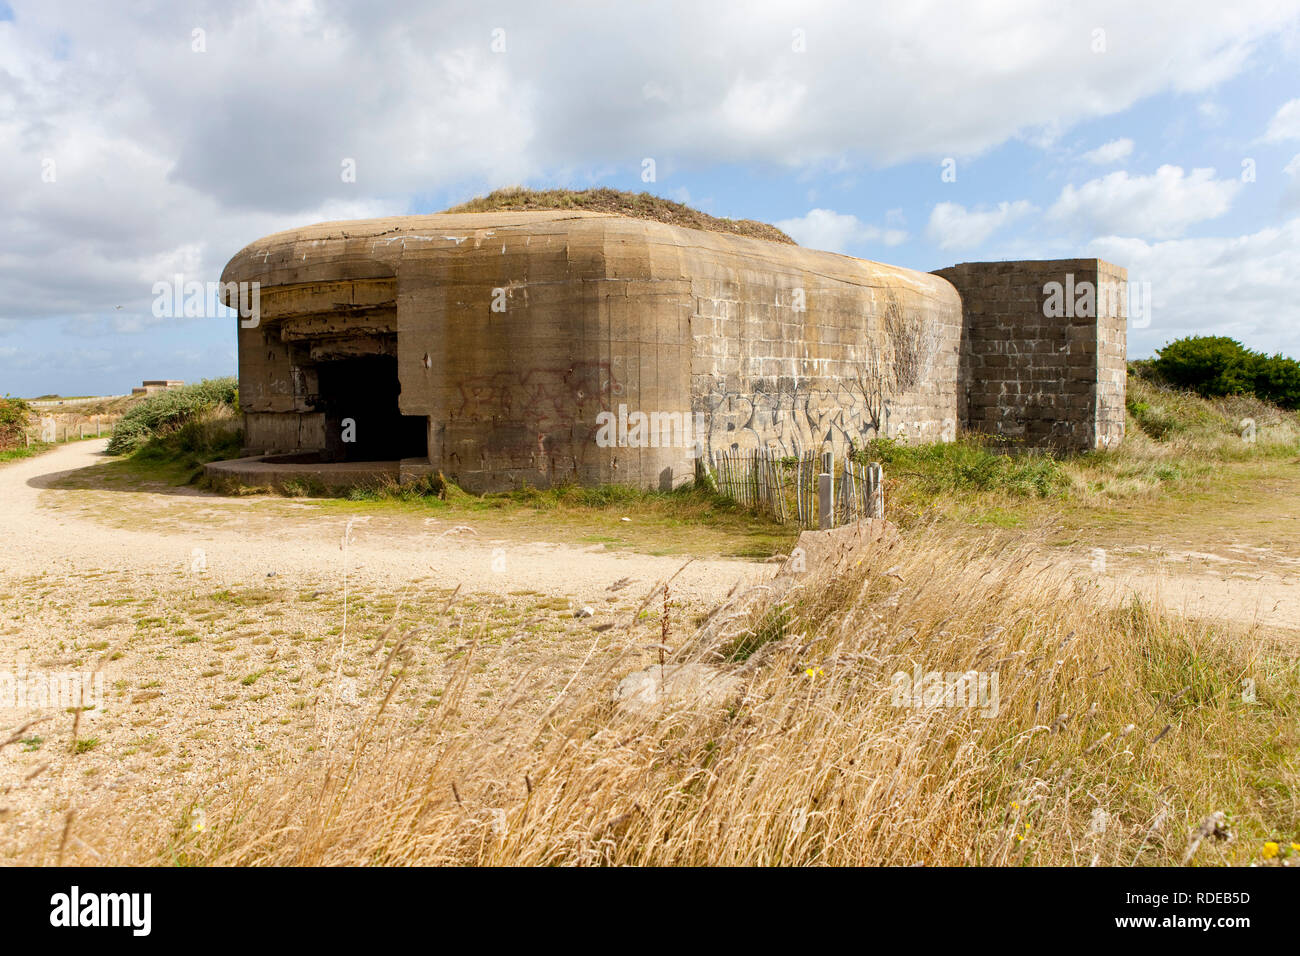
1254;354;1300;410
1152;336;1257;397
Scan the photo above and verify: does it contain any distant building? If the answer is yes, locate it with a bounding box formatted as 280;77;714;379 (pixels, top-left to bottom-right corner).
132;380;184;396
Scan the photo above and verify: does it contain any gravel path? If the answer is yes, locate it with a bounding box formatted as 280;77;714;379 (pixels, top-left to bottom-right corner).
0;439;766;607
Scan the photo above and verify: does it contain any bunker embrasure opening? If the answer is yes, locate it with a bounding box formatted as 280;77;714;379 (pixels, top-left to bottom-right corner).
312;355;426;462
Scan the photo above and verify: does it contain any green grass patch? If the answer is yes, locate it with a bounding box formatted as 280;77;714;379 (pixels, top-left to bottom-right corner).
0;440;53;463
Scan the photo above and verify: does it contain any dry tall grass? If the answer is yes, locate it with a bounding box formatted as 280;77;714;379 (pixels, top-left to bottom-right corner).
1050;378;1300;506
41;528;1296;867
443;186;797;245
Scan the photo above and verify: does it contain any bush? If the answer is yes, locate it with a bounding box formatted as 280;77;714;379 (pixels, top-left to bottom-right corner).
1253;354;1300;409
0;396;32;450
1152;336;1257;397
1152;336;1300;409
107;378;238;454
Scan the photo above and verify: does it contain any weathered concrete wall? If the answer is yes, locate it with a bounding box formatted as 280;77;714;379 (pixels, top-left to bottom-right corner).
390;215;695;491
243;411;325;456
690;248;960;457
222;215;1126;491
1093;259;1128;451
223;212;962;492
934;259;1127;452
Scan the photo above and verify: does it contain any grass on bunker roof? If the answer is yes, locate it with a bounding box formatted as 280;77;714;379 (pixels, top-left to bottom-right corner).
443;186;798;246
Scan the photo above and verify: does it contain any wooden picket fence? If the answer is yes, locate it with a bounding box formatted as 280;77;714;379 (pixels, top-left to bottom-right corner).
18;415;119;448
710;448;788;524
702;448;883;528
837;458;885;525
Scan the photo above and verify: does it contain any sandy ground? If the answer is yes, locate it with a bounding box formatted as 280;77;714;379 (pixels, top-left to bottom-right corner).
0;440;1295;861
11;441;1292;634
1100;549;1300;638
0;441;768;861
0;439;765;606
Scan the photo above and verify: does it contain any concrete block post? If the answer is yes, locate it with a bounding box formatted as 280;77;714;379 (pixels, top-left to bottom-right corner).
819;450;834;529
818;472;833;530
842;465;856;522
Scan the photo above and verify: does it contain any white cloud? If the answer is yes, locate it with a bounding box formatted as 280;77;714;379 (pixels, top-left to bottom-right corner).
1197;99;1226;124
719;76;809;140
1048;166;1240;239
1082;138;1134;164
776;209;907;253
1262;97;1300;142
1284;153;1300;210
1;0;1299;390
1090;219;1300;359
926;200;1034;250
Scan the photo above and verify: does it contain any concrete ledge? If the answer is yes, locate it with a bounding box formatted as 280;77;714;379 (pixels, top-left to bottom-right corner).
398;457;439;483
203;455;399;492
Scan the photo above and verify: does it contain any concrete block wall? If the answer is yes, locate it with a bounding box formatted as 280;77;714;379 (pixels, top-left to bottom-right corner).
933;259;1127;452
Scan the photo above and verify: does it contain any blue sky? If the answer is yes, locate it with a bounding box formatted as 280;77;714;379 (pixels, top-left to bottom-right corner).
2;1;1299;396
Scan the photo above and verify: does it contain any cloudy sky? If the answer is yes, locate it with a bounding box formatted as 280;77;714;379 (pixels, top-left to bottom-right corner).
2;0;1299;396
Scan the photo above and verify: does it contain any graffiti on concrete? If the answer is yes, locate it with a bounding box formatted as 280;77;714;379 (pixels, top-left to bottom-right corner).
693;379;951;459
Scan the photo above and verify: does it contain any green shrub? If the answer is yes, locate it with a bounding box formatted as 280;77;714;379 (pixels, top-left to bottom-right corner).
1153;336;1257;397
131;413;241;465
1253;353;1300;409
108;378;238;454
1152;336;1300;409
0;395;32;450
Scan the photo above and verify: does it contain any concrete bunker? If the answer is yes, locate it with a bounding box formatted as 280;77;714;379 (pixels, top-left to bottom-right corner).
209;210;1125;493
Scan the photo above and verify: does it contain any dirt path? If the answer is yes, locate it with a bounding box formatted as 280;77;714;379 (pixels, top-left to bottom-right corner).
0;443;772;859
1059;470;1300;638
0;440;765;608
1082;549;1300;638
3;441;1295;635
